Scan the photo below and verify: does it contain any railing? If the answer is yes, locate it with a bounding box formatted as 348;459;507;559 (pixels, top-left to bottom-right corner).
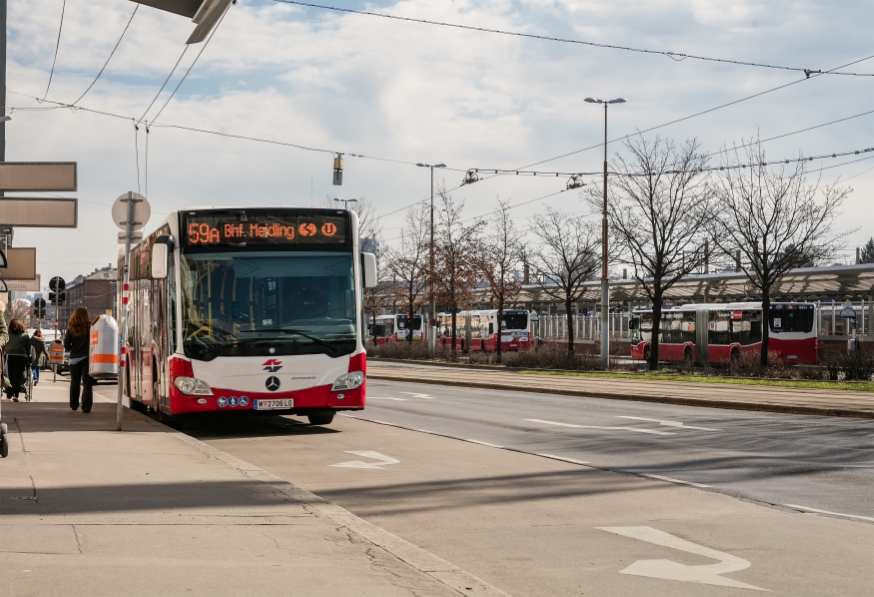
817;300;873;341
531;313;631;342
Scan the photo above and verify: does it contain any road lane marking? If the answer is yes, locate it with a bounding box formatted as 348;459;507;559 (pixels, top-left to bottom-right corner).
330;451;400;470
465;439;504;448
597;526;767;591
537;454;590;465
368;396;408;401
642;474;711;488
617;416;718;431
400;392;435;399
525;418;676;436
785;504;874;523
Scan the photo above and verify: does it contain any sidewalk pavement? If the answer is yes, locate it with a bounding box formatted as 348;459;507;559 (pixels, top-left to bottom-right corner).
368;361;874;418
0;379;502;597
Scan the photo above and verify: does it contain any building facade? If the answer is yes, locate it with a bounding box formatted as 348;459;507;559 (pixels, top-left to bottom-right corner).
57;264;117;329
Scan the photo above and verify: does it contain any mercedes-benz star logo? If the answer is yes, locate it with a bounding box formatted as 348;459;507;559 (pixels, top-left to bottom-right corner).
265;376;281;392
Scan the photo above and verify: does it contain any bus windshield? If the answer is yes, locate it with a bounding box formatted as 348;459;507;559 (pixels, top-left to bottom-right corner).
769;304;814;334
502;312;528;330
180;248;357;360
397;314;423;331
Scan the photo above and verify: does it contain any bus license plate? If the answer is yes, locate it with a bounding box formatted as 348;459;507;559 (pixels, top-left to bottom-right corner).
254;399;294;410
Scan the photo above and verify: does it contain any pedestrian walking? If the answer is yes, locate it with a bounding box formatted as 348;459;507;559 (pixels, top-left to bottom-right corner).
65;308;96;413
4;319;31;402
30;329;48;386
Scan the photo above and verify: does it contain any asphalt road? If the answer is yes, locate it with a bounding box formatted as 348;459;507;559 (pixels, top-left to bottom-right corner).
357;375;874;520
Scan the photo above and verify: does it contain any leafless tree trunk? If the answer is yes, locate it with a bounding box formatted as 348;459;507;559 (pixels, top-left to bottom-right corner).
596;135;713;369
473;200;524;363
528;207;600;356
710;139;848;366
354;198;385;334
386;204;430;344
433;190;484;355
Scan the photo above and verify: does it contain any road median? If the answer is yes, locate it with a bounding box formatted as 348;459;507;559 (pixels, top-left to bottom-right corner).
368;363;874;418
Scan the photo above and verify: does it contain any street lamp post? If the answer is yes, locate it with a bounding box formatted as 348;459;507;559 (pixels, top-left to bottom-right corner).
416;162;446;355
584;97;626;367
334;197;358;210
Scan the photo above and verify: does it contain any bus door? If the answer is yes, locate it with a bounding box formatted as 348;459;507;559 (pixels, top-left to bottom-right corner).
695;308;709;365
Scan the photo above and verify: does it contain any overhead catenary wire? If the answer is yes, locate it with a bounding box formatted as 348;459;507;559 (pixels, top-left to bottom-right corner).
41;0;67;100
136;46;189;125
516;54;874;171
273;0;874;77
70;5;139;106
149;5;229;125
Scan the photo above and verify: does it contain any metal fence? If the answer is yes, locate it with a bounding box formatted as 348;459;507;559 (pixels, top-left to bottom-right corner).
531;313;631;342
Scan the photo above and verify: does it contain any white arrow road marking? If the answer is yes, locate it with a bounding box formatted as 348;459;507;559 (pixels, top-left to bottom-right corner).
330;451;400;470
525;418;676;436
597;526;768;591
785;504;874;523
368;396;408;401
617;416;718;432
400;392;435;399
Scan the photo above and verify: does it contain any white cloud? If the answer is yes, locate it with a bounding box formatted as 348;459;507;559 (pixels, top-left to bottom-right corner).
5;0;872;285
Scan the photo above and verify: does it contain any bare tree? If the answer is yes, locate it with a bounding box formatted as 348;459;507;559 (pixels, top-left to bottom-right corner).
385;204;430;343
433;191;484;353
528;207;600;356
597;136;712;369
473;200;523;363
711;139;848;366
5;294;29;326
353;198;386;331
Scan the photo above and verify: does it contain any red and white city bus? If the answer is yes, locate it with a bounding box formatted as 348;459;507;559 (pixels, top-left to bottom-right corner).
629;302;817;364
437;309;531;351
369;313;424;344
120;207;377;425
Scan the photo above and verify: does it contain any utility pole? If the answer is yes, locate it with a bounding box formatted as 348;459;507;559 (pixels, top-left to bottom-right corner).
416;162;445;355
584;97;627;367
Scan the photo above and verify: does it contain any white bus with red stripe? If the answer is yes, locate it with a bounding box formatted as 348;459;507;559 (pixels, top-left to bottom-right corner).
369;313;424;344
119;207;377;425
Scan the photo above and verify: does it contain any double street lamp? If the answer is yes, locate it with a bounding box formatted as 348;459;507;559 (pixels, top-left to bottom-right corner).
416;162;446;354
584;97;627;367
333;197;358;210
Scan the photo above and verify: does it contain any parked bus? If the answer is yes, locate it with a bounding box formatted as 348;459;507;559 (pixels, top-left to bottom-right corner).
437;309;531;351
369;313;424;344
120;207;377;425
629;302;817;365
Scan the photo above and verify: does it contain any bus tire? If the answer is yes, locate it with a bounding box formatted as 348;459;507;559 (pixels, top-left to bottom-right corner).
481;341;486;351
684;348;693;365
307;413;334;426
643;346;651;362
731;348;740;363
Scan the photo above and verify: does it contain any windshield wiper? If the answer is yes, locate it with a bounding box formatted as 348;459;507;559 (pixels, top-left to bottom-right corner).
239;328;344;356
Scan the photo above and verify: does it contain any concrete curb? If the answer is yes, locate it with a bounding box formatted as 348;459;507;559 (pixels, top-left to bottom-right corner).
368;372;874;419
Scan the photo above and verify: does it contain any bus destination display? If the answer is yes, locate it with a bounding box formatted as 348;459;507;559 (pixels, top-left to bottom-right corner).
182;212;349;247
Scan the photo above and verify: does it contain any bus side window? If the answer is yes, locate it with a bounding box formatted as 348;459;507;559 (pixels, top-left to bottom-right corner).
489;322;494;336
749;313;762;343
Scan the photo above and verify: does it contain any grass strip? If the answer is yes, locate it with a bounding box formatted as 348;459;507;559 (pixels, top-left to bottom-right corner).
516;370;874;392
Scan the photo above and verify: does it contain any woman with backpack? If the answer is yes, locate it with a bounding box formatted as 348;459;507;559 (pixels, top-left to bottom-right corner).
4;319;31;402
65;308;95;413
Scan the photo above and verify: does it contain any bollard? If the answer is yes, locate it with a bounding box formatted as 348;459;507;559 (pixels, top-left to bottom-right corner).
89;314;120;379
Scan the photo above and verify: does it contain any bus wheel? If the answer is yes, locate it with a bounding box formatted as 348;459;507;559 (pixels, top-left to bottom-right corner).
308;413;335;426
731;349;740;363
643;347;651;362
481;341;486;351
684;348;693;365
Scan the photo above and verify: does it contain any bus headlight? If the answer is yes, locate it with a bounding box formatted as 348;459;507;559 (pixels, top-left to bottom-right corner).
174;376;213;396
332;371;364;391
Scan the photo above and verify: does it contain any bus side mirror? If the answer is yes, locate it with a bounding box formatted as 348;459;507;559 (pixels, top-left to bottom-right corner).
362;252;378;288
152;243;169;279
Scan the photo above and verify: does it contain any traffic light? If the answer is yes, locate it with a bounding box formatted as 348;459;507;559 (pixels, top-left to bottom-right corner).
49;291;65;306
49;276;66;306
34;298;46;319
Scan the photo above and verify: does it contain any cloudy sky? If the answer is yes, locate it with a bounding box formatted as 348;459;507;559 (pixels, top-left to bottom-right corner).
6;0;873;287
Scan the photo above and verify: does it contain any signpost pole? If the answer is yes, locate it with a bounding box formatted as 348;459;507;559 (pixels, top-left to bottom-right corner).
116;192;135;431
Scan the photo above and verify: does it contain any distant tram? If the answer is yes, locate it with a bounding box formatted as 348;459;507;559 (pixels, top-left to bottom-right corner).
630;302;817;364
